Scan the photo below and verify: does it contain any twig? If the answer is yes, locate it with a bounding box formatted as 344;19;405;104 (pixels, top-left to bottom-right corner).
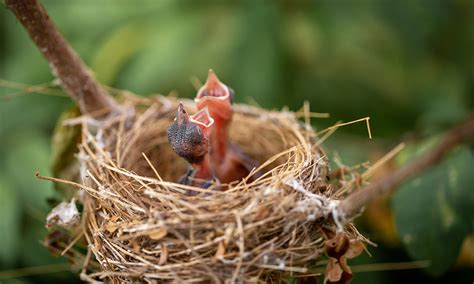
5;0;119;115
0;263;71;279
305;260;430;274
339;115;474;220
316;117;372;139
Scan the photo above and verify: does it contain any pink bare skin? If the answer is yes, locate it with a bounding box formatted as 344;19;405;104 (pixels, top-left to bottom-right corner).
195;70;259;184
167;102;217;189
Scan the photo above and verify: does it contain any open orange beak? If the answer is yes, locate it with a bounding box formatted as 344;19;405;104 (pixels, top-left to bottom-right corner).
195;69;233;122
190;107;214;137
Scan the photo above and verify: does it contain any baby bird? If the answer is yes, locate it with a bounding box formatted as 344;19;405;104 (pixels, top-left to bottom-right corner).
167;102;218;190
195;69;259;184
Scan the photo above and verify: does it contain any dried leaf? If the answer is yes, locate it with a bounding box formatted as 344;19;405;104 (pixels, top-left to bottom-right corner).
325;233;350;259
159;243;168;265
324;257;353;284
121;219;141;229
324;258;343;283
132;240;141;253
110;216;119;222
338;257;352;275
224;226;234;246
105;222;118;233
148;227;168;240
43;230;69;256
205;231;215;242
324;233;359;284
213;241;226;263
346;240;365;259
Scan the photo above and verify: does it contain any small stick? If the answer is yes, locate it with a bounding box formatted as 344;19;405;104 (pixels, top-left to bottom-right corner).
61;231;84;256
5;0;119;115
0;263;71;279
317;117;372;139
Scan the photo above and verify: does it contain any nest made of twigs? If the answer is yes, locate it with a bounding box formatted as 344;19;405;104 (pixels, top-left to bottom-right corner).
45;94;366;283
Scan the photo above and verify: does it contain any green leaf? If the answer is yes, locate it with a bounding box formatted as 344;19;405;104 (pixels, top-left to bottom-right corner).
393;145;474;275
50;107;81;199
0;176;21;266
51;107;81;176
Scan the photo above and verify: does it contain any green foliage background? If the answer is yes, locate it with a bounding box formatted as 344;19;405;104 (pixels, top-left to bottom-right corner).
0;1;473;283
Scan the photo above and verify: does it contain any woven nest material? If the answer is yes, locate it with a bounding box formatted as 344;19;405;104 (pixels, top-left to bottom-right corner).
46;95;366;283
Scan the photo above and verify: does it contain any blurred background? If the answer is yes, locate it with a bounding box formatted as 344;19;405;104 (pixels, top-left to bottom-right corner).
0;0;473;283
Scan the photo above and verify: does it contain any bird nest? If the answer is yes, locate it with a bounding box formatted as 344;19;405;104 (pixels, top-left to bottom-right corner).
44;95;367;283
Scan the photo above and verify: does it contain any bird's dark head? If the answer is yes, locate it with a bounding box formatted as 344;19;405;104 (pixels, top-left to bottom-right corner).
167;103;214;164
195;69;234;122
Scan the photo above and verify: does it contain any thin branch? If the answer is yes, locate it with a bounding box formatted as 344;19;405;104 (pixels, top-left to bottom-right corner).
339;114;474;220
0;263;71;278
5;0;119;115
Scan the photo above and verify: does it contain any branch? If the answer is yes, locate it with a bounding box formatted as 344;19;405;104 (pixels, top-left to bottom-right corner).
5;0;119;115
338;114;474;220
